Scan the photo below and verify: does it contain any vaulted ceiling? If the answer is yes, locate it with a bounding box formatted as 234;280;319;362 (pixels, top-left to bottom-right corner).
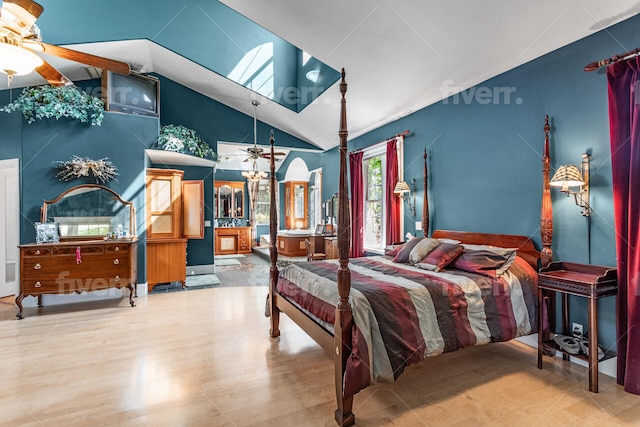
3;1;640;151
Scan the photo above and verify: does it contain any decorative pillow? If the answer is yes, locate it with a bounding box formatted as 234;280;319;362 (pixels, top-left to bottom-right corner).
392;236;423;264
386;243;404;258
437;238;462;245
461;244;518;276
416;243;464;271
451;247;517;277
408;238;440;265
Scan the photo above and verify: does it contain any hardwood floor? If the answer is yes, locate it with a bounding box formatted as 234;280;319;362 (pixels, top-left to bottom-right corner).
1;254;639;426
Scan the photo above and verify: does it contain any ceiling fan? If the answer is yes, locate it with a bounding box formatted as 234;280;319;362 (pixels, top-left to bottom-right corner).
239;100;286;162
0;0;130;86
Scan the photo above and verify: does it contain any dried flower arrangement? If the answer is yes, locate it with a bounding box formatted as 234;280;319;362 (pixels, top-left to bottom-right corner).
56;156;118;184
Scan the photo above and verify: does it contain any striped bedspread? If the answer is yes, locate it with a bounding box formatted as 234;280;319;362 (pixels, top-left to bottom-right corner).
276;255;538;397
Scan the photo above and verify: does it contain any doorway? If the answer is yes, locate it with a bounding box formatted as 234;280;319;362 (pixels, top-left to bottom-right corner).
0;158;19;298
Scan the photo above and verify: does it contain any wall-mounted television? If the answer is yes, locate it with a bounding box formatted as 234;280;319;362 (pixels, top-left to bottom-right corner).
101;71;160;117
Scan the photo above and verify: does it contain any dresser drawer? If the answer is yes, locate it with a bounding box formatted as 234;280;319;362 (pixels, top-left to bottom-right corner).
22;247;53;257
106;243;130;253
54;245;104;256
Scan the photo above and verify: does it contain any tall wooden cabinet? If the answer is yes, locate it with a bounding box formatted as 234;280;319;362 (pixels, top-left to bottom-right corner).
146;169;204;292
284;181;308;229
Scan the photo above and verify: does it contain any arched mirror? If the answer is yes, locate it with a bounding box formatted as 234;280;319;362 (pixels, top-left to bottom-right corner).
215;181;245;218
42;184;135;240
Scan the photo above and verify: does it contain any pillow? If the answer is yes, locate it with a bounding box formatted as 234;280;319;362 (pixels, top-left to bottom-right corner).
461;244;518;276
416;243;464;271
437;238;462;245
386;243;404;258
408;238;440;265
393;237;423;263
451;247;517;277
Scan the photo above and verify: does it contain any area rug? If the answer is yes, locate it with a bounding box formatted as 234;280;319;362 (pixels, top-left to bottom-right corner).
186;273;222;287
215;259;241;266
149;274;222;293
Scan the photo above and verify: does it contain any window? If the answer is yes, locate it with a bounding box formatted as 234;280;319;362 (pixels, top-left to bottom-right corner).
255;180;271;224
363;155;384;251
310;171;322;228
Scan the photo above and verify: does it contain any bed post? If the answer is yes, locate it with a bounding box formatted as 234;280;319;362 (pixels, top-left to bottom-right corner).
268;130;281;338
422;148;429;237
540;115;553;267
334;69;355;427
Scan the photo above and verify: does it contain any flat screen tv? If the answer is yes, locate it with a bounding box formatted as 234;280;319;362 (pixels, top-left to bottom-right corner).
102;71;160;117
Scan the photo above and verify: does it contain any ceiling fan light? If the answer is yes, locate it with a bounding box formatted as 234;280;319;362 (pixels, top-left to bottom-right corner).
0;42;43;75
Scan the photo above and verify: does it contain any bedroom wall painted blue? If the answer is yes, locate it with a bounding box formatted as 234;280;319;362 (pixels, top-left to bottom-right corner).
16;112;159;283
334;14;640;352
0;113;22;159
157;76;319;152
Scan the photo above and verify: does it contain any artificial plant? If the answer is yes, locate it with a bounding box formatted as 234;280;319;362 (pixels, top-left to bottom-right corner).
156;124;218;160
1;84;105;126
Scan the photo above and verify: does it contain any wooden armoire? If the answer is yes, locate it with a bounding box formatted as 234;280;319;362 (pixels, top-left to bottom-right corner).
146;168;204;292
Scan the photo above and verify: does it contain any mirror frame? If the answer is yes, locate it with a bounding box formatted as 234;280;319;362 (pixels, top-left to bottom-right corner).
41;184;136;241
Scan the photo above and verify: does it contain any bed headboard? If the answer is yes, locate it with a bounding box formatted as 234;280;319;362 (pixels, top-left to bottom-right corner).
432;229;540;269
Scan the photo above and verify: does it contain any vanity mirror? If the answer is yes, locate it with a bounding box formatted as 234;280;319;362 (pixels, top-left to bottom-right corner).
41;184;136;240
214;181;244;218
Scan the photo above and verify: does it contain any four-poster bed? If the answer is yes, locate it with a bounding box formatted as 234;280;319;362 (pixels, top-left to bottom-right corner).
267;70;554;426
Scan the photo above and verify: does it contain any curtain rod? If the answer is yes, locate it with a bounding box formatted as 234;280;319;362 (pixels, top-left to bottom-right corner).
350;130;410;154
584;47;640;71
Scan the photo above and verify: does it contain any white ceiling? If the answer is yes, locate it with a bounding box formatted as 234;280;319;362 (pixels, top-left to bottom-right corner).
3;1;640;152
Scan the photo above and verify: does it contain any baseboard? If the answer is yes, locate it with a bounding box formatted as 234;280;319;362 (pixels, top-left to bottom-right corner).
187;264;215;275
516;334;617;378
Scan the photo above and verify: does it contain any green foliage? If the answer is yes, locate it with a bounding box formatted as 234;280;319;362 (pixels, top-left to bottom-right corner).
156;124;218;160
0;84;105;126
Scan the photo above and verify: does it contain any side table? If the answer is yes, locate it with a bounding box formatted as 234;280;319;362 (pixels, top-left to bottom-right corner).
537;261;617;392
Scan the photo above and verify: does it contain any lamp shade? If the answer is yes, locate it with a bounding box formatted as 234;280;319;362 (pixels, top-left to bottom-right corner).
550;165;585;192
0;42;44;76
394;180;410;194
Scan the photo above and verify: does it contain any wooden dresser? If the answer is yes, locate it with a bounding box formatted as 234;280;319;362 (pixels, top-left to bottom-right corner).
16;239;137;319
214;227;251;255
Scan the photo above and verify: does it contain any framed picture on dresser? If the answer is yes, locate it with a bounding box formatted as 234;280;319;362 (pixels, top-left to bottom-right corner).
35;222;59;244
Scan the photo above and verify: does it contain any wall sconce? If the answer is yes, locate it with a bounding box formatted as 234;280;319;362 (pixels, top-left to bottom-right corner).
394;178;416;217
550;153;592;216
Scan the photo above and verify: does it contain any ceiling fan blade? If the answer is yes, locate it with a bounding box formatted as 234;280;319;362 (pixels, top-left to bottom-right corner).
35;60;73;86
39;42;131;75
2;0;43;35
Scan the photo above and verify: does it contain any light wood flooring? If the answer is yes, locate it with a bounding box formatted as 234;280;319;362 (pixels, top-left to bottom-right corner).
1;254;639;426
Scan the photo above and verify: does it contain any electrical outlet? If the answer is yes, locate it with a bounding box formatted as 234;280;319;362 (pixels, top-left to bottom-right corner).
572;322;583;337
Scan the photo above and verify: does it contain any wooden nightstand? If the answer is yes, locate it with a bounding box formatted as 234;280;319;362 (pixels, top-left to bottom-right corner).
537;261;617;392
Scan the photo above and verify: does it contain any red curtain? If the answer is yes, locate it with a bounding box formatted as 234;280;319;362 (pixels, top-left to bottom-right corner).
607;57;640;394
386;138;401;245
349;151;364;257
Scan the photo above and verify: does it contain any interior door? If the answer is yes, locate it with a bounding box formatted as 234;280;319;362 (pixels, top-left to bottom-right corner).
183;180;204;239
0;159;19;298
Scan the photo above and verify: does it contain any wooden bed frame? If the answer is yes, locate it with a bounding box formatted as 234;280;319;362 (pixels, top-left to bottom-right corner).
268;70;554;426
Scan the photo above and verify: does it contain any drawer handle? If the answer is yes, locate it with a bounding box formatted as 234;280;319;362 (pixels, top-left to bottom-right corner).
35;250;40;255
114;275;120;282
115;246;120;251
34;282;42;288
34;263;41;270
113;259;119;265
